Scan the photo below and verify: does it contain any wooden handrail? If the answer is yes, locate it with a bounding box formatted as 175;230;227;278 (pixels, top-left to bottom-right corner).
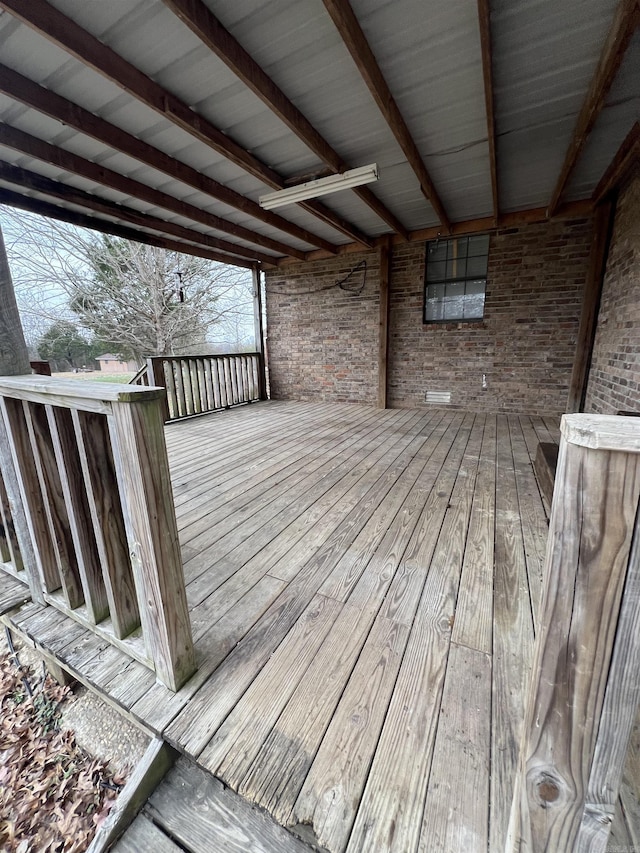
0;375;195;691
509;413;640;851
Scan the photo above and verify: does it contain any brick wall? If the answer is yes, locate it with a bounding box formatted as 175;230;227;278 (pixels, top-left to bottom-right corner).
389;217;592;413
265;216;593;414
265;252;379;403
585;171;640;414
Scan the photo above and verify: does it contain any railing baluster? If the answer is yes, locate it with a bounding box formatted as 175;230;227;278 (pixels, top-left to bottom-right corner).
71;409;139;638
131;353;265;421
162;359;177;420
0;469;22;572
0;376;194;691
22;401;84;610
203;357;214;410
45;404;109;624
190;359;201;414
1;397;60;594
181;360;193;416
173;359;187;418
230;356;239;405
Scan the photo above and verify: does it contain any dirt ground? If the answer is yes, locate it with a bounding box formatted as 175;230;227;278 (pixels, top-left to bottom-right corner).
0;630;149;852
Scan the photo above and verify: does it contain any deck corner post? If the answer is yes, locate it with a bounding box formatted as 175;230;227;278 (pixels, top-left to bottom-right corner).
145;357;170;423
509;413;640;853
252;265;268;400
377;237;392;409
108;396;196;691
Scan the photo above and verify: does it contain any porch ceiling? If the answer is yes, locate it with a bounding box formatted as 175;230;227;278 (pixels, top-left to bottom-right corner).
0;0;638;267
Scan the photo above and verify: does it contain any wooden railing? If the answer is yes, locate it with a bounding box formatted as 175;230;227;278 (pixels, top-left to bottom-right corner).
509;414;640;852
0;376;196;691
142;352;265;421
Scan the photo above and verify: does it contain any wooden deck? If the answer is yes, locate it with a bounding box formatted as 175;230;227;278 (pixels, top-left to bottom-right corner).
4;401;560;851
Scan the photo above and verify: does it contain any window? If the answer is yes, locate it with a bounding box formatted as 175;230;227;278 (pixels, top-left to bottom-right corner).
424;234;490;323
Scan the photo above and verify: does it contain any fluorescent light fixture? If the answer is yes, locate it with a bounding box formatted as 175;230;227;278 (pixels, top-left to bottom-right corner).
259;163;378;210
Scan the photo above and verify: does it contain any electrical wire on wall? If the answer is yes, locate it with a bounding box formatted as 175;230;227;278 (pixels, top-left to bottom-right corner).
265;260;367;297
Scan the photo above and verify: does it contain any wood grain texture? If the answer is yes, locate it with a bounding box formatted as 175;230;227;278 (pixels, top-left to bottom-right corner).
146;758;315;853
86;738;177;853
512;436;640;852
575;470;640;850
561;412;640;452
0;571;30;615
108;399;195;690
23;400;83;606
452;414;496;653
198;594;342;778
112;815;182;853
45;405;108;624
419;643;492;852
491;415;535;853
0;396;59;594
0;466;22;572
291;615;409;853
71;410;139;639
344;417;481;853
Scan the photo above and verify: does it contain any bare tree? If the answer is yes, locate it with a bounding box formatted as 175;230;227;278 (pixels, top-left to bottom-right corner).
1;209;255;360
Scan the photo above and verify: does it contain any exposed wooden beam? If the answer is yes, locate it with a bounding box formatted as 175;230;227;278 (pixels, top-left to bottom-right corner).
377;236;391;409
0;123;304;260
0;188;255;270
0;0;372;249
161;0;409;240
282;198;595;265
322;0;451;232
477;0;499;221
0;65;338;255
548;0;639;215
593;121;640;203
566;198;616;412
0;0;279;185
0;161;278;266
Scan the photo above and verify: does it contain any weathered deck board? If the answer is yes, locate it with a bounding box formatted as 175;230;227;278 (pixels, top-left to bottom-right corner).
0;571;30;615
419;643;492;852
2;402;568;853
490;415;535;853
140;758;315;853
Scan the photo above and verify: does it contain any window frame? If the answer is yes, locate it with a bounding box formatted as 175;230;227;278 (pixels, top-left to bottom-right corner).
423;234;490;325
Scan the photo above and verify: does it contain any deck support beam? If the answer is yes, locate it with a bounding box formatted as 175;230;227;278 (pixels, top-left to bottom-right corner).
377;238;391;409
509;414;640;852
566;198;616;412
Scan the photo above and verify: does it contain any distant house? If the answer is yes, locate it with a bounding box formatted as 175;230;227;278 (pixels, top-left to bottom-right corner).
95;354;139;374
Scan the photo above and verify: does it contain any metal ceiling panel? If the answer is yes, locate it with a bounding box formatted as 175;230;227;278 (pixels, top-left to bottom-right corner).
492;0;621;211
566;30;640;199
0;0;633;260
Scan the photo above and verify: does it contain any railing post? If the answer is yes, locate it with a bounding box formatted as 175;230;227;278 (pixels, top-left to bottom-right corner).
252;265;268;400
108;396;196;691
146;357;170;423
509;414;640;852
